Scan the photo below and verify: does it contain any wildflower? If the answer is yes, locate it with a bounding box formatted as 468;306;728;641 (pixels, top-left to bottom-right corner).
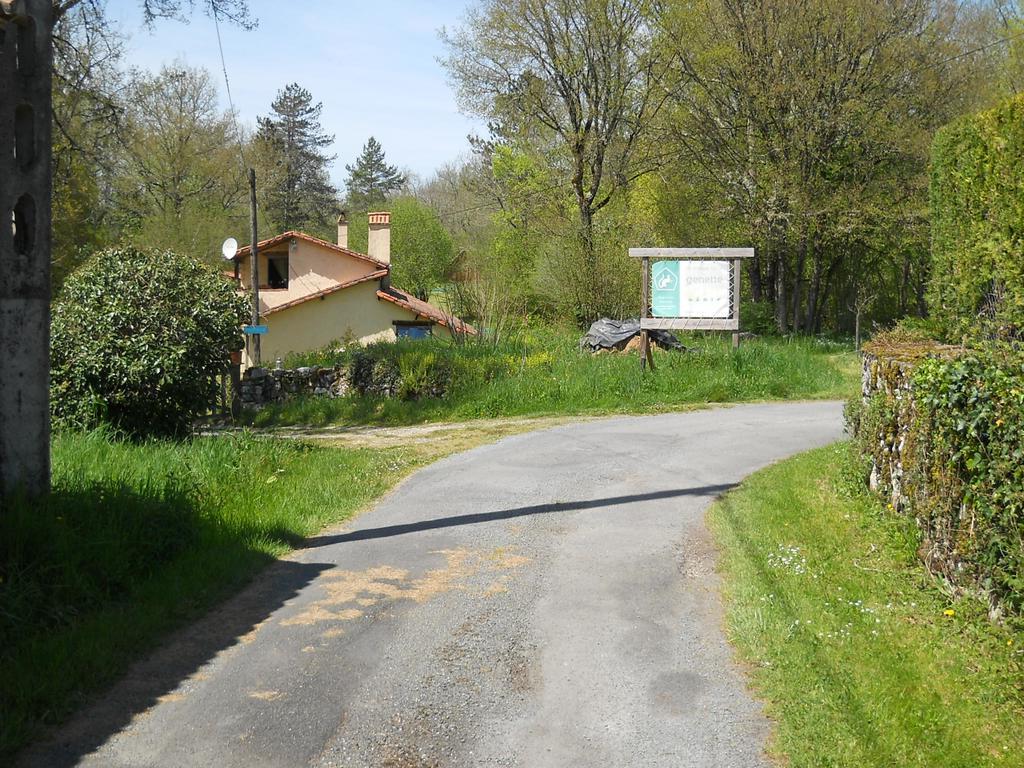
943;609;955;617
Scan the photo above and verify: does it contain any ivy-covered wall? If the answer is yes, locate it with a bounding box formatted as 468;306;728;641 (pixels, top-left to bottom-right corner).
929;93;1024;341
850;341;1024;624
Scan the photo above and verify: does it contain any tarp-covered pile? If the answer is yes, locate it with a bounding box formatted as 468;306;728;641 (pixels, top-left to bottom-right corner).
579;318;687;352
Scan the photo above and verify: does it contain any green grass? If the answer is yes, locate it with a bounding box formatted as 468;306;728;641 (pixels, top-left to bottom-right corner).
708;443;1024;767
0;430;426;762
251;329;857;428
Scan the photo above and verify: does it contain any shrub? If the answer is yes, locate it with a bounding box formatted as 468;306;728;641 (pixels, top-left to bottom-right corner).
346;339;515;401
51;247;247;437
852;342;1024;622
910;348;1024;618
929;94;1024;341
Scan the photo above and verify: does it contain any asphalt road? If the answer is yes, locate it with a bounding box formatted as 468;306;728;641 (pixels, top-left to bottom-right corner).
23;401;845;768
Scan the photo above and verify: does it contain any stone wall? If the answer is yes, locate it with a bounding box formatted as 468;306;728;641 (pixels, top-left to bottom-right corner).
857;343;962;512
859;351;917;509
239;366;350;408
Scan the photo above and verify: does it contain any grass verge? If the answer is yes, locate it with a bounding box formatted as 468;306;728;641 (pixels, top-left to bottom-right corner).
707;443;1024;767
250;330;857;428
0;429;439;762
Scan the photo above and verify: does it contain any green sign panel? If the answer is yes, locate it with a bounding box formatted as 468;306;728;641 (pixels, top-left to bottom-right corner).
650;260;680;317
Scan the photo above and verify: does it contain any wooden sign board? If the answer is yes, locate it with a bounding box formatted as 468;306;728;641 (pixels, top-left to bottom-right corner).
630;247;754;366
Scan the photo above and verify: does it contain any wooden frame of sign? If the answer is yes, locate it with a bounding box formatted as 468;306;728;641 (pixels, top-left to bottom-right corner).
629;247;755;370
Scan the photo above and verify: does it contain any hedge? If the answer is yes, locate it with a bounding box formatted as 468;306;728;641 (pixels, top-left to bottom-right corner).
929;93;1024;341
850;341;1024;624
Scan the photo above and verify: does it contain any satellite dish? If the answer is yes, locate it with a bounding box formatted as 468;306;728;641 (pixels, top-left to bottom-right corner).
221;237;239;261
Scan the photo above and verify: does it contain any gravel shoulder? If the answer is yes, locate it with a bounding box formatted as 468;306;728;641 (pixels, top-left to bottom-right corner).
22;402;844;768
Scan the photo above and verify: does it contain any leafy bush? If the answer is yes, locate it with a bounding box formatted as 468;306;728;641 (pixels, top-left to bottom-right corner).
910;349;1024;618
851;342;1024;622
929;94;1024;341
51;247;247;437
740;300;778;336
347;339;514;401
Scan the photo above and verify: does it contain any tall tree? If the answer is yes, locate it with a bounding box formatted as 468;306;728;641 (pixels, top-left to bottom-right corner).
442;0;678;321
662;0;985;333
344;136;407;211
50;1;124;289
114;64;247;260
253;83;337;233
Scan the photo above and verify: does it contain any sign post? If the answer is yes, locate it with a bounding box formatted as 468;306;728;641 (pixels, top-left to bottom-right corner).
630;248;754;368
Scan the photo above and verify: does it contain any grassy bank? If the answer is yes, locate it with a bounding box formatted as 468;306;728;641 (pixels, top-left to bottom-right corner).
708;443;1024;767
0;430;427;762
250;330;857;427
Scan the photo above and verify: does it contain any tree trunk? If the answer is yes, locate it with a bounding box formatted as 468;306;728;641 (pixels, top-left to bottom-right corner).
805;234;822;332
899;253;911;316
574;193;596;321
791;232;807;333
749;238;763;302
774;250;788;333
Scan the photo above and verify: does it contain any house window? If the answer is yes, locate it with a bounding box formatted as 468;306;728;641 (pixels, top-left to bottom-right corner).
395;322;432;340
266;254;288;289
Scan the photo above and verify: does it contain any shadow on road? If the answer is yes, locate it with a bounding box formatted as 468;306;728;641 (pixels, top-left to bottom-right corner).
303;484;738;548
16;559;332;768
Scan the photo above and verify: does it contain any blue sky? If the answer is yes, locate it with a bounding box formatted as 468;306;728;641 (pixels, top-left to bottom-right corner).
104;0;484;186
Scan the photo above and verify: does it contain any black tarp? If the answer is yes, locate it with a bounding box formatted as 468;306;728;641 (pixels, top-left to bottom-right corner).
579;318;687;352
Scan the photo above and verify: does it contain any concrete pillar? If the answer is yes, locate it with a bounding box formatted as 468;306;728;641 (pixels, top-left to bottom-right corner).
0;0;52;496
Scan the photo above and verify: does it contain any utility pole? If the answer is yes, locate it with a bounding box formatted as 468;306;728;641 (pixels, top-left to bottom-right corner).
1;0;53;496
248;167;261;366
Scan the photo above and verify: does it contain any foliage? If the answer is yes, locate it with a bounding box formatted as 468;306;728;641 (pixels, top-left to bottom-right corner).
345;199;456;300
50;247;247;437
851;342;1024;622
249;329;856;428
708;443;1024;768
343;136;407;211
253;83;338;233
50;3;123;291
928;93;1024;342
660;0;986;334
114;64;248;262
346;340;513;401
442;0;678;322
52;0;256;29
911;349;1024;618
0;429;420;760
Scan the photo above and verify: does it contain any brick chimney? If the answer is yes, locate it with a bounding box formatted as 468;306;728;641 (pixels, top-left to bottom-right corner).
367;211;391;266
336;212;348;249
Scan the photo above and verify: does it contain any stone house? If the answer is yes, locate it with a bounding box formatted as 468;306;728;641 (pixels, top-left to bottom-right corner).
230;211;474;368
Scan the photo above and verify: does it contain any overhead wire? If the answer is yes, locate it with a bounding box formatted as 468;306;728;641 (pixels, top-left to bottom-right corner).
212;5;250;173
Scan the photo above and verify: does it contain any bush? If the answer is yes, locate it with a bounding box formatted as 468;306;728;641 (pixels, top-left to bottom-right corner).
347;339;514;401
851;342;1024;622
910;348;1024;618
51;247;247;437
929;94;1024;341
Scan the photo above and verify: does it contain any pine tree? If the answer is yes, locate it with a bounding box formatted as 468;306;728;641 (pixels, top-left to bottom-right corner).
344;137;407;211
254;83;338;232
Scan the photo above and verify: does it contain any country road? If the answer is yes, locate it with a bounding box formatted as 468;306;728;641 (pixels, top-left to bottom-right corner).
22;401;845;768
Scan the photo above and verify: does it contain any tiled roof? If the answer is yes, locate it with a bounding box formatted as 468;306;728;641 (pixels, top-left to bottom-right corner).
233;231;388;269
263;270;388;315
376;286;478;335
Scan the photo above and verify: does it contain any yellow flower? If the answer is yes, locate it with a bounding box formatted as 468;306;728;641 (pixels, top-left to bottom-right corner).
1008;639;1015;646
943;609;955;617
996;418;1005;427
